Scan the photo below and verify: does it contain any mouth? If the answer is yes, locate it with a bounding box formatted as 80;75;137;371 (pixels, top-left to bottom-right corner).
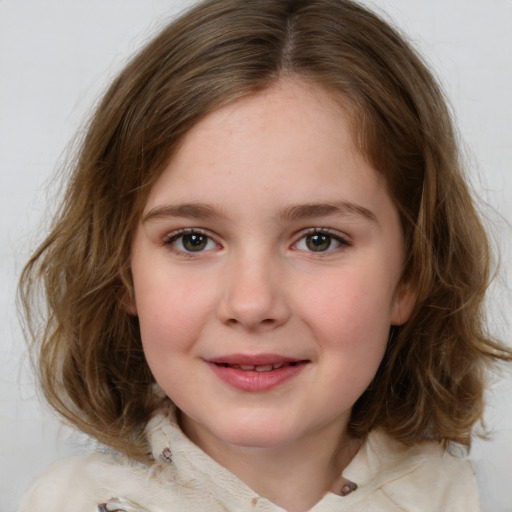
205;354;309;391
213;361;304;372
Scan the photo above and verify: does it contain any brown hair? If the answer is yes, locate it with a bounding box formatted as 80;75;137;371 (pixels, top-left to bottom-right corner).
19;0;511;461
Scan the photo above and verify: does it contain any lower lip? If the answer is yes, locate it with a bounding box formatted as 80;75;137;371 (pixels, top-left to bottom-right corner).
207;362;307;392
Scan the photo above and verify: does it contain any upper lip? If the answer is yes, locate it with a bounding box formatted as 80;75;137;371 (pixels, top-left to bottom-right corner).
206;353;307;366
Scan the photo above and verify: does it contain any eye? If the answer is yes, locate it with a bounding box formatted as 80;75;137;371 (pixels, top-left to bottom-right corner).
165;230;219;253
294;230;349;253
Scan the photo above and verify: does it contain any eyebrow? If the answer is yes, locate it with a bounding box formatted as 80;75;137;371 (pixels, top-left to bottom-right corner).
142;201;377;224
143;203;227;223
280;202;378;223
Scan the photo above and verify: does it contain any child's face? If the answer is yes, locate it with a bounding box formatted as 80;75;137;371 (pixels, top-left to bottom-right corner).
130;79;415;452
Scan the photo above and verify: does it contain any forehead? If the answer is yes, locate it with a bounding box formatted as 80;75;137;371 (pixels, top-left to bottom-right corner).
143;78;392;225
191;78;354;150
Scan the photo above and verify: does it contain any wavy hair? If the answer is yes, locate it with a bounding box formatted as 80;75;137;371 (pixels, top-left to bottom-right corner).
19;0;511;461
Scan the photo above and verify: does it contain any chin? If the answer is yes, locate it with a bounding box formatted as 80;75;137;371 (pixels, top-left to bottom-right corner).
214;418;300;450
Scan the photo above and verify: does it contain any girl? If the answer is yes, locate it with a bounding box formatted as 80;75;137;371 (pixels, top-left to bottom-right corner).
18;0;511;510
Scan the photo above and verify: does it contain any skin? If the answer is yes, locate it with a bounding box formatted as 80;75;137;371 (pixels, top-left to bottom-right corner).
130;78;416;511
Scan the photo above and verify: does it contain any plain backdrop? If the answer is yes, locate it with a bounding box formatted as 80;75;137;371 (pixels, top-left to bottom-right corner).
1;1;511;511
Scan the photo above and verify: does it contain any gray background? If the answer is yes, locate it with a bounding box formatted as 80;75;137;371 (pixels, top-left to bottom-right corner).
1;0;511;510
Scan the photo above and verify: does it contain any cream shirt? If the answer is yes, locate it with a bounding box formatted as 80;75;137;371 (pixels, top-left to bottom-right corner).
19;404;480;511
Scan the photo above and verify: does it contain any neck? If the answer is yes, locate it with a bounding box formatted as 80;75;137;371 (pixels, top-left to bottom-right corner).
181;415;361;512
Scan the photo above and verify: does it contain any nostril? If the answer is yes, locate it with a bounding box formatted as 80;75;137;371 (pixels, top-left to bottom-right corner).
225;317;275;327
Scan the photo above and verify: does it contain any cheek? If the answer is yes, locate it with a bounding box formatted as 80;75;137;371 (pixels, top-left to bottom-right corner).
305;271;395;338
299;270;394;380
134;269;216;357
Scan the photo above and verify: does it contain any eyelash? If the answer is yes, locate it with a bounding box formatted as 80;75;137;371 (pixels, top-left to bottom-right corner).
163;228;220;257
162;228;351;256
292;228;351;254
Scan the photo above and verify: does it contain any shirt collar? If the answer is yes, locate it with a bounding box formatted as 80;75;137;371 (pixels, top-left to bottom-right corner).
145;401;427;509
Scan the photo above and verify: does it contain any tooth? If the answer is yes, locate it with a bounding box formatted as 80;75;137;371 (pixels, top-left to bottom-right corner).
240;365;255;370
272;363;284;369
255;365;273;372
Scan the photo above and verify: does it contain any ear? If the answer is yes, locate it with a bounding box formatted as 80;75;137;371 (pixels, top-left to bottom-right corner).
390;279;417;326
120;288;138;316
125;301;138;316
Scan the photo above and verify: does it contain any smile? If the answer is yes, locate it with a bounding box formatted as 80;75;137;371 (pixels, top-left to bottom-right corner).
215;362;300;372
206;355;309;392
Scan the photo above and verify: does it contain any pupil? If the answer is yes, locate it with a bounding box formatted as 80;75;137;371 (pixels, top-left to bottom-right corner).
183;234;206;251
306;233;331;251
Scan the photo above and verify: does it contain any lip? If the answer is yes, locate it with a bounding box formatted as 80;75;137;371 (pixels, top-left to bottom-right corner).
205;353;309;392
207;353;301;366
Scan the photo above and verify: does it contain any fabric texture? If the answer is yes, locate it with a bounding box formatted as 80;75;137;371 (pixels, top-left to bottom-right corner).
18;402;480;511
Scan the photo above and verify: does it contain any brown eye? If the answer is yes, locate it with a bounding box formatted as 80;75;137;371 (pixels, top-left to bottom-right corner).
294;230;348;253
305;233;332;252
306;233;332;252
166;230;218;253
182;233;208;251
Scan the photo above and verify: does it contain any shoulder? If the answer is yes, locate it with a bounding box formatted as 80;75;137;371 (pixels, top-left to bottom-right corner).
17;452;168;512
369;431;480;511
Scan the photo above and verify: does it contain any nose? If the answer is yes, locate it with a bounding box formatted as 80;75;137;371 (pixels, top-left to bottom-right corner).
217;250;291;332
